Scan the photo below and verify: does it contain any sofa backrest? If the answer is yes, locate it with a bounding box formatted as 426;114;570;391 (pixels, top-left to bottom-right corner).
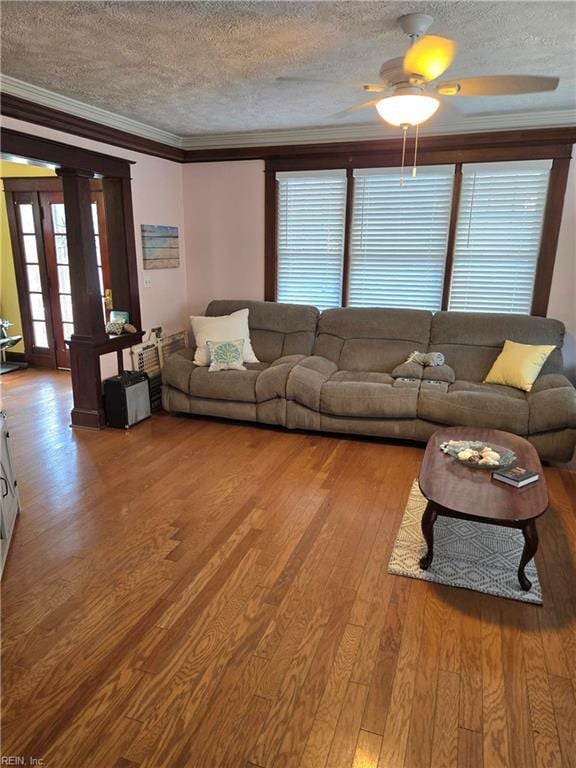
313;307;433;372
205;299;319;363
430;312;565;382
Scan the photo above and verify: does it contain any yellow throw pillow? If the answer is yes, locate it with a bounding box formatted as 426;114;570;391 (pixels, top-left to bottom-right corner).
484;340;555;392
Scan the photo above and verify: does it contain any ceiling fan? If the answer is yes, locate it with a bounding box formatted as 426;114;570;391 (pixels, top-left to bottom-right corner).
278;13;560;129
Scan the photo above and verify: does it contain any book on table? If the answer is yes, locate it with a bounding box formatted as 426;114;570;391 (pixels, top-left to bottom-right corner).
492;465;540;488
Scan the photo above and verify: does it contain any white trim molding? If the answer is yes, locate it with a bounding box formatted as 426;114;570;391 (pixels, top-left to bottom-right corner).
181;109;576;150
1;75;184;148
2;75;575;153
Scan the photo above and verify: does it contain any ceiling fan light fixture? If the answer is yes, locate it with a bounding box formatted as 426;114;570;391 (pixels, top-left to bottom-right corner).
375;93;440;126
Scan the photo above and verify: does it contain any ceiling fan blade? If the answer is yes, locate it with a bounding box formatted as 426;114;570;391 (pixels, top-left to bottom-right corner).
276;76;384;93
436;75;560;96
403;35;456;82
331;98;382;119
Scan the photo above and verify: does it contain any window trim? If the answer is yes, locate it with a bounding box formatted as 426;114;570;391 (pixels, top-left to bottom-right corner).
264;131;572;316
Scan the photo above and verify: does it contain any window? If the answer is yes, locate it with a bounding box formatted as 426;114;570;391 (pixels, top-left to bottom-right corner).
448;161;551;313
276;170;347;310
349;166;454;310
271;158;555;315
17;202;49;348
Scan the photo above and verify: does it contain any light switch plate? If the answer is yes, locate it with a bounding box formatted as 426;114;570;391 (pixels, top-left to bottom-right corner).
143;276;152;289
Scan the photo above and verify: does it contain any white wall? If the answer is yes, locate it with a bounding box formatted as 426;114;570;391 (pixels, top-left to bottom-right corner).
548;161;576;381
182;160;265;314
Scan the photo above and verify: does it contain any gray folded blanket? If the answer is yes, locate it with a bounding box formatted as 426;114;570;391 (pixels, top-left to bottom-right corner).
407;350;445;367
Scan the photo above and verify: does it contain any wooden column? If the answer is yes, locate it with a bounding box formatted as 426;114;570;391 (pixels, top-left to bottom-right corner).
56;167;106;429
102;177;142;329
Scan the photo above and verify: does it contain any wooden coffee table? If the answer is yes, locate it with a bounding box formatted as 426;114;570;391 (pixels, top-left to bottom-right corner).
418;427;548;591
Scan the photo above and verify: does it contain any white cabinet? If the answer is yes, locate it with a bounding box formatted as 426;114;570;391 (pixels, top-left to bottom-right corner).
1;411;20;575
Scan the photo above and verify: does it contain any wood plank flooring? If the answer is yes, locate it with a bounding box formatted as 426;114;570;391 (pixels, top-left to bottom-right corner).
1;368;575;768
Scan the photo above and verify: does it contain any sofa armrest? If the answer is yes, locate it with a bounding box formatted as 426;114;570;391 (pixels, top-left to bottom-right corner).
286;355;338;411
162;348;196;391
530;373;575;394
528;375;576;433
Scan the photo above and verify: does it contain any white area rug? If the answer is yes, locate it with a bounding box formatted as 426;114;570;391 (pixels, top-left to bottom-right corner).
388;481;543;605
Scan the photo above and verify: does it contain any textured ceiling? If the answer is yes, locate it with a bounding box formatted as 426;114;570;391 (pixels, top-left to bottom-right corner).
1;1;575;136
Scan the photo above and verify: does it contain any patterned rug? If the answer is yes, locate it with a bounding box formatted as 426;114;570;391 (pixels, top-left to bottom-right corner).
388;480;543;605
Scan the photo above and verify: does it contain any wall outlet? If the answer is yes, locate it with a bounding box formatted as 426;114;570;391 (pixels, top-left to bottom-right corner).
143;276;152;289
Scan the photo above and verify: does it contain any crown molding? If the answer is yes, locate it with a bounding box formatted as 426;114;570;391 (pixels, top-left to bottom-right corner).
180;108;576;150
1;75;574;164
1;75;183;148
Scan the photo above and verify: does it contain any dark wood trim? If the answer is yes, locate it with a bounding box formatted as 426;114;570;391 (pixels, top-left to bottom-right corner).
56;167;106;341
5;351;27;363
341;168;355;307
265;144;572;173
2;177;103;193
1;128;133;178
1;93;184;163
186;127;576;164
441;164;463;310
102;177;142;329
531;157;571;317
264;170;278;302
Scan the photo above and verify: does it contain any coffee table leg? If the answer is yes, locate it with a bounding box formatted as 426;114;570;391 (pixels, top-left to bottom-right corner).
518;519;538;591
420;502;438;570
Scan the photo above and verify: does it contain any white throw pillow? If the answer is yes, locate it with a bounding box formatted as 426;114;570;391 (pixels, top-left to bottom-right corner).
190;309;259;366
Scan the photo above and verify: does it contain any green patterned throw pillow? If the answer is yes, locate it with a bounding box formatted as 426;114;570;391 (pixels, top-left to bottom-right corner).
206;339;246;372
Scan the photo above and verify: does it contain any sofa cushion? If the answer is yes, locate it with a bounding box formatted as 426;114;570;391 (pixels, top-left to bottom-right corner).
430;311;565;382
206;300;319;362
188;362;268;403
313;307;432;372
321;371;419;418
528;375;576;433
418;379;529;434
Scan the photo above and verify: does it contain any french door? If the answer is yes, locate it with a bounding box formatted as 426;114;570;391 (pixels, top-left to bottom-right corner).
7;184;111;369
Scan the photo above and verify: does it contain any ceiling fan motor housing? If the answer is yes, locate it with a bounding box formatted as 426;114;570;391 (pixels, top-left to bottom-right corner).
399;13;434;40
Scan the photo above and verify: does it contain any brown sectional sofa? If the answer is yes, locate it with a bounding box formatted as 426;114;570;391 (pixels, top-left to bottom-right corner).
162;299;576;462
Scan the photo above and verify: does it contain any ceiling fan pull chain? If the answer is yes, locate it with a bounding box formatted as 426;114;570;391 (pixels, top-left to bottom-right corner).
412;123;420;177
400;124;408;187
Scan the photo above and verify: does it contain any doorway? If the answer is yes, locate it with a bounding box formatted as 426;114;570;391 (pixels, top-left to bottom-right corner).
5;179;111;369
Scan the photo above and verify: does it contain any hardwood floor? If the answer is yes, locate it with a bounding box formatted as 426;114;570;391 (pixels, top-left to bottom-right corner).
1;368;575;768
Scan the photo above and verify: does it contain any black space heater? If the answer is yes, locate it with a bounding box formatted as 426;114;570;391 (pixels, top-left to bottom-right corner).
103;371;151;429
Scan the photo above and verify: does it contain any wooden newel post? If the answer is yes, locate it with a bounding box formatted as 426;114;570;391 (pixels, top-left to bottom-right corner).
56;167;107;429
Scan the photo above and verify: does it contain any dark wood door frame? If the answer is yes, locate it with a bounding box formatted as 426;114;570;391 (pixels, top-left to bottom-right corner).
1;128;143;429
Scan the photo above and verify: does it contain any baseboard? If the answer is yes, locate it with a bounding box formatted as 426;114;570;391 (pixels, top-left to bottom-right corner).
5;351;27;363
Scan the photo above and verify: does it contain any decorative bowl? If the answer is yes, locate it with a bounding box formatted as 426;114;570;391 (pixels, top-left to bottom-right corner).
439;439;516;469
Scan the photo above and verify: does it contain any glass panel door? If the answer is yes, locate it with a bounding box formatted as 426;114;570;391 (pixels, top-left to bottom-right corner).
11;192;57;368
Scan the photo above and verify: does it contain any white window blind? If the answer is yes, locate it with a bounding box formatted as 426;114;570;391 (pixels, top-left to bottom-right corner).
448;160;551;314
347;166;455;310
276;170;346;310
